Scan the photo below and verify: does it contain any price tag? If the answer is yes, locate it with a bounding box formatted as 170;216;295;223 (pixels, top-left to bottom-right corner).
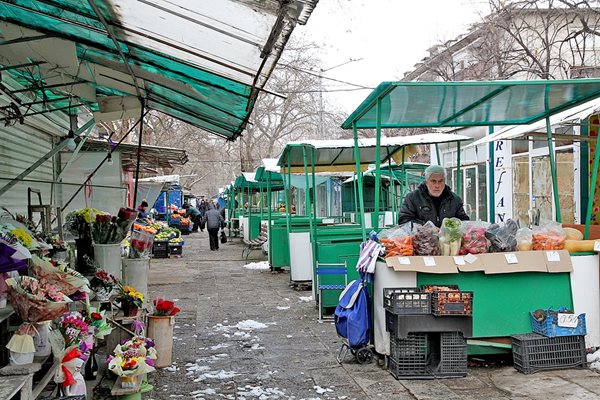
594;241;600;252
464;253;477;264
557;313;579;328
453;256;465;266
546;251;560;262
504;253;518;264
271;220;275;225
423;257;436;267
399;257;411;265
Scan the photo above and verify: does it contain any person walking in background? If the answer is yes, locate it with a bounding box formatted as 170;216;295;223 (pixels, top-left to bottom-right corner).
198;196;208;231
203;204;224;250
137;200;149;219
183;203;202;232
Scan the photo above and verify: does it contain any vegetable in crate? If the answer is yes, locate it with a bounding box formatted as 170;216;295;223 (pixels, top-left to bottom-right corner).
485;219;518;252
412;221;441;256
458;221;489;255
439;217;462;256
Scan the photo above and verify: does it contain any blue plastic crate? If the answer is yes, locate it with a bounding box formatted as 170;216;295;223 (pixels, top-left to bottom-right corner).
529;309;586;337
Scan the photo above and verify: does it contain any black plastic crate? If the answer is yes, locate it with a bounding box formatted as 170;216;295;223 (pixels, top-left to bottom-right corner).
511;333;586;374
388;333;432;379
385;310;473;338
437;332;467;377
152;241;169;258
384;287;431;315
169;244;183;256
431;291;473;316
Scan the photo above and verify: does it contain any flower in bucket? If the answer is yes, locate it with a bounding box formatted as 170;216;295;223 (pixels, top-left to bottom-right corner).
90;270;119;291
117;284;144;308
152;298;180;316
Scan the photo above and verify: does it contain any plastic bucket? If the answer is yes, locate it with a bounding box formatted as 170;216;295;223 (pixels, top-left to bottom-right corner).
94;243;123;280
122;258;150;302
75;238;94;274
9;350;34;365
33;322;51;357
147;315;174;368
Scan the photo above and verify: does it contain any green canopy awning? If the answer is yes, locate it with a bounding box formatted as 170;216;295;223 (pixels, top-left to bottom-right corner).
0;0;317;140
342;79;600;129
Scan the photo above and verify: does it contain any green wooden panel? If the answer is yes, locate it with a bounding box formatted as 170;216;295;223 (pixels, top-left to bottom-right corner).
315;239;362;309
249;215;261;240
417;272;573;338
269;224;290;269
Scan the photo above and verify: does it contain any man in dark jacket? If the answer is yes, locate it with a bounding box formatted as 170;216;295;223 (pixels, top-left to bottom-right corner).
203;204;224;250
183;203;202;232
398;165;469;228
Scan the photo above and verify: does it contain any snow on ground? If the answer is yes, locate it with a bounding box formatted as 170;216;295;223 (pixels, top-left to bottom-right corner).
314;386;334;394
210;343;231;350
299;296;313;302
237;385;286;399
193;369;238;382
236;320;268;330
276;306;290;310
243;261;270;270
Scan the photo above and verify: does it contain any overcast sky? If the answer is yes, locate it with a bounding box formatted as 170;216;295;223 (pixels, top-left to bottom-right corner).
292;0;491;114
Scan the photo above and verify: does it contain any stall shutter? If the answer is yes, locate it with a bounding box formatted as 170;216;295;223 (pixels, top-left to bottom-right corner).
0;123;55;215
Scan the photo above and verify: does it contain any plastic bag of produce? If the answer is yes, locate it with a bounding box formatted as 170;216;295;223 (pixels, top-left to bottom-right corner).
439;218;462;256
458;221;489;255
516;227;532;251
485;219;518;252
379;223;413;257
412;221;441;256
532;221;566;250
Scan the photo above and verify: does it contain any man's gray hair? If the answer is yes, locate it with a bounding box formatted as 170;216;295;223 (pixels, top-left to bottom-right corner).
424;165;446;180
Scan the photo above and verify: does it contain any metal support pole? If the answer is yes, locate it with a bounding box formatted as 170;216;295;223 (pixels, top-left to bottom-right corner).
584;127;600;239
0;119;95;197
267;172;273;268
545;117;562;222
435;143;441;165
352;171;359;222
302;147;314;251
131;100;145;210
310;147;318;278
373;99;382;230
387;149;396;224
488;127;495;223
456;141;462;198
285;152;292;244
353;123;367;241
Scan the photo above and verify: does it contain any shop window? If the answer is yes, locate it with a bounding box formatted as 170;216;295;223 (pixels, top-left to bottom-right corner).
477;164;488;222
512;139;529;154
513;155;530;226
556;149;574;224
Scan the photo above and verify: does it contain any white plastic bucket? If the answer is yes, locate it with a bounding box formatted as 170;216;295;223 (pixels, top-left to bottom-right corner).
33;322;51;357
0;296;6;309
122;258;150;303
9;350;34;365
93;243;123;280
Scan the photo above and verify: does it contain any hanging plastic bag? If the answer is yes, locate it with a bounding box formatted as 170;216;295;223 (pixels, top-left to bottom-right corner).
220;230;228;244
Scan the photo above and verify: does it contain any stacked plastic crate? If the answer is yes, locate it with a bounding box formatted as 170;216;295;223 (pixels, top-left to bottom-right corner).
511;308;587;374
384;286;473;379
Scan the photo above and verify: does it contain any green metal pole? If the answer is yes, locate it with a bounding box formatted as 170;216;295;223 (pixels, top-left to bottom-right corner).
267;172;273;268
285;152;292;244
488;127;495;223
353;171;359;222
353;122;367;241
373;99;382;231
387;149;396;224
260;183;264;221
302;147;315;263
584;127;600;239
456;141;462;198
545;117;562;223
435;143;441;165
310;148;318;278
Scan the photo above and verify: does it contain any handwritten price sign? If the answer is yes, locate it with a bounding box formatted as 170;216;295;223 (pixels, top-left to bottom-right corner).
557;313;579;328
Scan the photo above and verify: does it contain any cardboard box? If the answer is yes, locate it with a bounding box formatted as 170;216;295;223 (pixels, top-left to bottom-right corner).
386;256;458;274
480;251;548;274
455;254;486;272
544;249;573;273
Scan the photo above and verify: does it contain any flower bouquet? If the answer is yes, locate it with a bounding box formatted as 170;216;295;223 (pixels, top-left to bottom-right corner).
57;311;90;348
152;298;180;317
5;276;71;360
113;336;158;366
92;207;137;244
49;330;86;396
30;255;90;296
65;208;107;239
117;284;144;316
90;269;119;301
0;231;31;273
83;305;113;340
129;229;153;258
108;352;155;388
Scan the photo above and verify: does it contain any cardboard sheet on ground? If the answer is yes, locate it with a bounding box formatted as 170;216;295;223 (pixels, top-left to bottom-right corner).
386;256;458;274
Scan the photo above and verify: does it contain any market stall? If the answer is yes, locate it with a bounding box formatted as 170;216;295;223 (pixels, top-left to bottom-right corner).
276;135;470;308
341;79;600;354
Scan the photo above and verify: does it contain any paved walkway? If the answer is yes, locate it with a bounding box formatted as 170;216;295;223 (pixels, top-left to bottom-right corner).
146;231;600;400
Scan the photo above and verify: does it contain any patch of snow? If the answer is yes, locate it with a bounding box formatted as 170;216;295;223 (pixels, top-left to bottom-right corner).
210;343;231;350
284;298;290;301
192;334;198;338
193;370;238;382
165;366;178;372
591;360;600;371
299;296;313;302
235;320;268;330
174;325;181;329
277;306;290;310
286;335;293;338
237;385;285;398
251;343;265;350
191;388;217;396
243;261;270;270
223;333;231;338
314;386;333;395
588;349;600;363
234;331;251;339
173;298;179;301
186;364;210;373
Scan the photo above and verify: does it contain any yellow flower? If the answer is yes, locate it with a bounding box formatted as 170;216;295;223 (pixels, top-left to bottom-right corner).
12;228;33;247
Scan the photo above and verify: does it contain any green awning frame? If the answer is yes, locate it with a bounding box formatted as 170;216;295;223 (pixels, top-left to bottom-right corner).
0;0;317;140
342;79;600;129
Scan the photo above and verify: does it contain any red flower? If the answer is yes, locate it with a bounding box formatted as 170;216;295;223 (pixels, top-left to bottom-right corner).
91;312;102;320
169;307;180;316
